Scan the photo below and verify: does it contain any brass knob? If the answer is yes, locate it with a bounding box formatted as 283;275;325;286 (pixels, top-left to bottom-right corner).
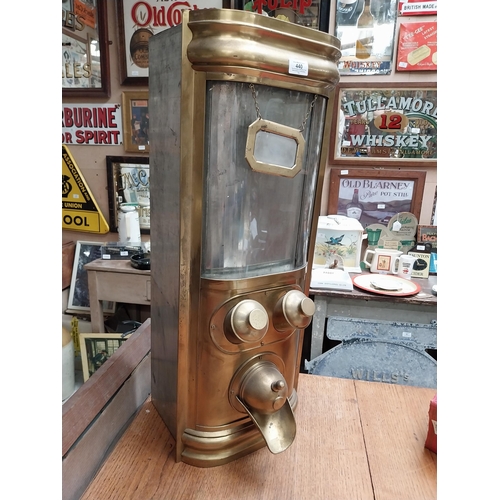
225;299;269;343
239;361;288;414
273;290;315;332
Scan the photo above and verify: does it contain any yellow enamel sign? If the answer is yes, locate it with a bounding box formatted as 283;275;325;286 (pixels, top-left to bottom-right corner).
62;145;109;234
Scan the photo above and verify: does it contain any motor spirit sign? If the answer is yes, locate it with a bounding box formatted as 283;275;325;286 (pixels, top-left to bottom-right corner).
62;104;123;145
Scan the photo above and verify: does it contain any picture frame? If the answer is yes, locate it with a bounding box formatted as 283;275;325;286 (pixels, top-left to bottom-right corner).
106;156;150;233
233;0;331;32
79;332;131;381
67;241;115;314
334;0;398;76
121;91;149;153
328;168;427;229
117;0;231;85
417;225;437;249
396;21;437;72
329;82;437;167
62;0;111;97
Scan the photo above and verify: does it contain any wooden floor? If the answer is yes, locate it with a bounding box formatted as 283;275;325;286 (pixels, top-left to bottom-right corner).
81;374;436;500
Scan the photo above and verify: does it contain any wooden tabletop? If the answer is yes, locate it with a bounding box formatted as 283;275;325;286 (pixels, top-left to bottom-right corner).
310;271;437;306
81;374;436;500
84;258;150;275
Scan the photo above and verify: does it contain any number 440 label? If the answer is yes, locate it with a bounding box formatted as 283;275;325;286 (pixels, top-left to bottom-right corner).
289;59;308;76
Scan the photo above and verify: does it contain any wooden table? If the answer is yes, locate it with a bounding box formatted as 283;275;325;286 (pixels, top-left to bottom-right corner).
309;273;437;361
85;259;151;332
80;374;436;500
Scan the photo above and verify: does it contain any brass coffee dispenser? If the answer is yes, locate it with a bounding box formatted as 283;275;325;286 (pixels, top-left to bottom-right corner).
149;8;340;467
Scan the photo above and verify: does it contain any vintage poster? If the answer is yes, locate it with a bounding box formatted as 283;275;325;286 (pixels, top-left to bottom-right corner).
62;103;123;146
334;0;398;75
236;0;328;31
119;0;223;81
397;22;437;71
337;177;415;228
398;0;437;16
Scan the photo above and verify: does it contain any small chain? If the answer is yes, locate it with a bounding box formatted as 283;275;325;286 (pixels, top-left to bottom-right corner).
249;83;317;132
249;83;262;120
300;94;317;132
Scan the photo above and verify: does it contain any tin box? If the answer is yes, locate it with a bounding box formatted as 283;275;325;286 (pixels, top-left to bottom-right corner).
313;215;364;273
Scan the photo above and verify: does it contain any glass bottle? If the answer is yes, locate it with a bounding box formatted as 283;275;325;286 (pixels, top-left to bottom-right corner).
346;188;363;220
355;0;374;59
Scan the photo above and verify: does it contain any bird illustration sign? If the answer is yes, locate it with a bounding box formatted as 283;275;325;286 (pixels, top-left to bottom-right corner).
325;235;344;245
62;145;109;234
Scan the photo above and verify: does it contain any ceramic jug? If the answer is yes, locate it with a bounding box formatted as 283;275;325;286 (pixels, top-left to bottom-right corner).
363;248;402;274
118;203;141;243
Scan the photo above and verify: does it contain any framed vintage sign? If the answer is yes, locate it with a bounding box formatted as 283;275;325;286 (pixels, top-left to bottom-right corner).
121;91;149;153
67;241;115;314
328;168;426;228
233;0;331;32
80;332;131;381
330;82;437;166
334;0;398;75
62;0;111;97
396;21;437;72
117;0;230;85
106;156;150;233
417;224;437;248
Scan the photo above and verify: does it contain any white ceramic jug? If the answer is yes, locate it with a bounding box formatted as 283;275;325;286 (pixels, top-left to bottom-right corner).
118;203;141;243
363;248;402;274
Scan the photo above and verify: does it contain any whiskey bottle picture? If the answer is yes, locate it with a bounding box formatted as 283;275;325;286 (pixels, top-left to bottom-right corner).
355;0;374;59
346;188;363;220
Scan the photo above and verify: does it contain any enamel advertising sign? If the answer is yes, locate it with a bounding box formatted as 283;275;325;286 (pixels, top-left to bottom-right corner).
62;103;123;146
62;145;110;234
398;1;437;16
118;0;223;83
397;22;437;71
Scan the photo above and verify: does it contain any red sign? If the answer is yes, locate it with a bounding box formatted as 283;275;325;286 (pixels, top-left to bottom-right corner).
396;22;437;72
398;1;437;16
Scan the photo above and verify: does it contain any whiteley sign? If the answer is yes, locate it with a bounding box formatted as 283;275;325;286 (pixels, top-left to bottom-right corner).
62;103;123;145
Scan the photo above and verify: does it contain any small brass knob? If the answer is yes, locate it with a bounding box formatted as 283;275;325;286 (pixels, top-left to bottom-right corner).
274;290;315;331
272;380;285;392
239;361;289;414
225;299;269;343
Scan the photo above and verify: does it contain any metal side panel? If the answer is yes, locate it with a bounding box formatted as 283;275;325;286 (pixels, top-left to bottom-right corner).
326;315;437;350
306;338;437;389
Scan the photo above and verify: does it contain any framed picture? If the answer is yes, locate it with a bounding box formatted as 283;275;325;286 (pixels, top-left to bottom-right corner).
106;156;150;233
328;168;427;229
233;0;331;32
67;241;115;314
121;91;149;153
334;0;398;76
117;0;230;85
417;225;437;249
62;0;111;97
396;22;437;72
330;82;437;166
79;332;131;381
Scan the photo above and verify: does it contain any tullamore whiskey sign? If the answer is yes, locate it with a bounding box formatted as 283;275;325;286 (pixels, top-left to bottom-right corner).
332;85;437;163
